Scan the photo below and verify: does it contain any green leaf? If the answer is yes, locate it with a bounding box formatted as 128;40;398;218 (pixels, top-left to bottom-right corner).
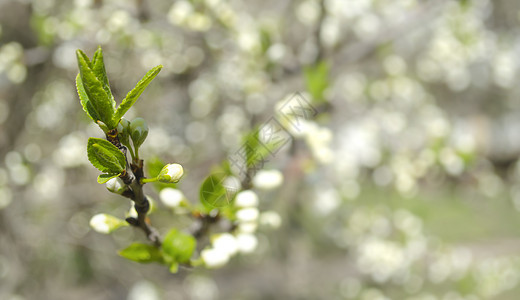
87;138;126;174
92;47;116;110
304;61;329;104
113;65;162;123
97;173;121;184
260;27;271;54
162;229;196;264
118;243;163;264
96;120;109;133
76;49;92;69
242;128;270;168
76;49;116;129
76;74;102;122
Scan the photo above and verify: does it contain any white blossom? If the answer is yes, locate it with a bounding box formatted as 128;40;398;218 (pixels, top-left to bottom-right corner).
201;247;229;268
159;187;185;208
234;190;258;207
236;233;258;253
236;207;259;223
252;170;283;190
237;222;257;233
212;233;238;257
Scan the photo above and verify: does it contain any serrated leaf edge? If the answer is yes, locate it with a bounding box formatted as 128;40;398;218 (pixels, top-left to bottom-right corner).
113;65;162;123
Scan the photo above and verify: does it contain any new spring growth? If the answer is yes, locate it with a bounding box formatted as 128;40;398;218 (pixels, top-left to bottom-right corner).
106;177;128;194
117;117;131;146
90;213;128;234
158;163;184;183
130;117;148;150
141;163;184;184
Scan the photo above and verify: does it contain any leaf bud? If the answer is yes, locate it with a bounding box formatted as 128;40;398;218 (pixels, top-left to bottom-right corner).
129;117;149;149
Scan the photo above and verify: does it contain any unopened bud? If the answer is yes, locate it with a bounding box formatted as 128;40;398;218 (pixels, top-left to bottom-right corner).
106;177;127;194
157;163;184;183
129;117;149;148
160;187;186;208
234;190;258;207
201;247;230;268
117;118;131;146
117;118;129;133
89;213;127;234
236;207;259;223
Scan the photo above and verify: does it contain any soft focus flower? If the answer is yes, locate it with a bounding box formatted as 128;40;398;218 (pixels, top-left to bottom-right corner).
236;233;258;253
237;222;257;233
252;170;283;190
201;247;230;268
234;190;258;207
236;207;259;222
212;233;238;256
89;213;126;234
157;163;184;183
159;187;185;208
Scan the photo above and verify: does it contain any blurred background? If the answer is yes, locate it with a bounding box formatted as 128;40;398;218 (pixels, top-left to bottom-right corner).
3;0;520;299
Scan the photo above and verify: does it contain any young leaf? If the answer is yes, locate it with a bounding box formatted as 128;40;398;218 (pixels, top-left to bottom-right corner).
113;65;163;123
76;74;102;122
118;243;164;264
304;60;329;104
162;229;196;263
87;138;126;174
91;47;116;110
76;50;116;129
96;120;109;133
76;49;92;69
129;117;149;149
97;173;121;184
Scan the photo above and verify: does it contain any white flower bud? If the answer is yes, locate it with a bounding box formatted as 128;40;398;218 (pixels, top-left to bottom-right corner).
89;213;126;234
157;163;184;183
234;190;258;207
236;207;259;223
106;177;127;194
236;233;258;253
252;170;283;190
159;188;185;208
201;247;230;268
237;222;257;233
212;233;238;257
